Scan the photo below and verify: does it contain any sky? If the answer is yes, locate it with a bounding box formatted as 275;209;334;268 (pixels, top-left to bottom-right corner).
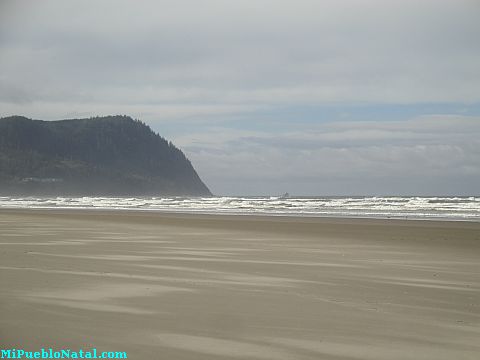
1;0;479;195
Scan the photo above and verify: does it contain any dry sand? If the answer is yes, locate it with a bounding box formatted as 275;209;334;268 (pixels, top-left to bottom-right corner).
1;209;479;359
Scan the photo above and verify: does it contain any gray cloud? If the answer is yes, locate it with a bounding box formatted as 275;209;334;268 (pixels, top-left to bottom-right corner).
1;0;480;120
178;115;480;195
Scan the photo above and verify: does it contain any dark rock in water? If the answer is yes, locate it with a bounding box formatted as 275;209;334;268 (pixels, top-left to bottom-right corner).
0;115;211;196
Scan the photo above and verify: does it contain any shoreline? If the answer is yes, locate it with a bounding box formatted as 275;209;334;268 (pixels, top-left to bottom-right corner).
1;206;479;224
1;195;478;223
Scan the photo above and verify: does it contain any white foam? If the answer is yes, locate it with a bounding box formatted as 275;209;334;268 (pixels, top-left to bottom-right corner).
0;196;479;220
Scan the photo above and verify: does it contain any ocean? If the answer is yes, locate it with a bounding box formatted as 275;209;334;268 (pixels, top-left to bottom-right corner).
0;196;479;221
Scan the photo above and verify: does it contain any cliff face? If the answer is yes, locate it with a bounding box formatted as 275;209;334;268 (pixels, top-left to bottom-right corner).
0;115;211;196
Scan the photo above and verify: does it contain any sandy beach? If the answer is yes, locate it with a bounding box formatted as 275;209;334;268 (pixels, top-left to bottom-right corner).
1;209;479;359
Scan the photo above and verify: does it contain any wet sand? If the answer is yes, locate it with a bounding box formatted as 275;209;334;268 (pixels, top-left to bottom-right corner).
1;209;479;359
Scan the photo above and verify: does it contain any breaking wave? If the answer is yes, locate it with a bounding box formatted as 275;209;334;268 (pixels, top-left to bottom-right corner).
0;196;479;220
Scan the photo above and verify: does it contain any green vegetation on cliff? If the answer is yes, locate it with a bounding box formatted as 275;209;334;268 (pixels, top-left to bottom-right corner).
0;115;211;196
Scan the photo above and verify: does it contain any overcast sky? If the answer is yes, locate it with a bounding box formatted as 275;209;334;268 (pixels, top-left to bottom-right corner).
1;0;479;195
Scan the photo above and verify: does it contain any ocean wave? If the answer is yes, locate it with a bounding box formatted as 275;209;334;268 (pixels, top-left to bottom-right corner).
0;196;478;220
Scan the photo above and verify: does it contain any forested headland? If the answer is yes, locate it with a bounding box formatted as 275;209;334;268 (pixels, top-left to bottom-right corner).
0;115;211;196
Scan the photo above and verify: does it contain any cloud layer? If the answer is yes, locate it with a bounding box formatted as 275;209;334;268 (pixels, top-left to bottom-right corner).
1;0;480;119
178;115;480;195
1;0;479;194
